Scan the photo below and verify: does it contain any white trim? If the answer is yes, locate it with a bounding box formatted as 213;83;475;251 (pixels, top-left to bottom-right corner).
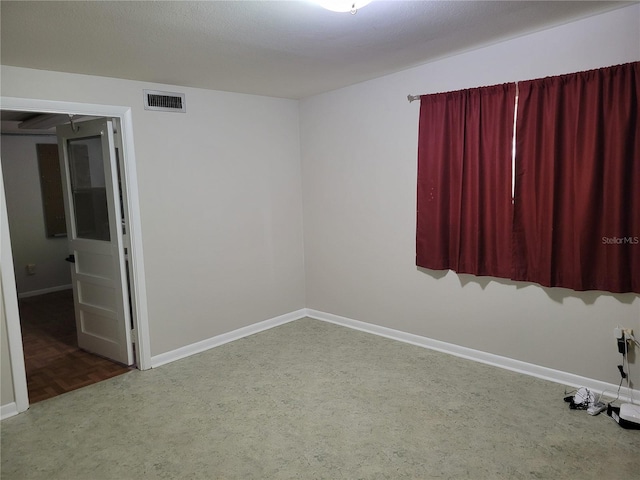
1;167;29;415
119;108;151;371
5;303;635;416
0;97;152;414
18;285;72;299
150;309;307;368
305;309;638;404
0;97;132;118
1;402;19;420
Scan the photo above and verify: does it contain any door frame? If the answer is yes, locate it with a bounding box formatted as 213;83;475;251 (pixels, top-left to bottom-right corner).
1;97;152;415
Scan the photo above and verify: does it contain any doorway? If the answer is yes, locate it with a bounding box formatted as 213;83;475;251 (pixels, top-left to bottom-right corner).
17;289;132;403
1;97;151;416
2;111;134;402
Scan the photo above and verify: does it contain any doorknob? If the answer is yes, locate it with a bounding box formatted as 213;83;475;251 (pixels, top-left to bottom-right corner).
65;254;76;263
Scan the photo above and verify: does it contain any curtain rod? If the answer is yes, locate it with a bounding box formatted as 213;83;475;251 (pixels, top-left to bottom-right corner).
409;80;525;102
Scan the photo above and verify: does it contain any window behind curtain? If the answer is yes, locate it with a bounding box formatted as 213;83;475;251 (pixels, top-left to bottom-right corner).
416;84;516;278
512;62;640;293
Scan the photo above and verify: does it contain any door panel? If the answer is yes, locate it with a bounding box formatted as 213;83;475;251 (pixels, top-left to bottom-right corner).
57;118;133;366
78;282;116;308
75;249;114;277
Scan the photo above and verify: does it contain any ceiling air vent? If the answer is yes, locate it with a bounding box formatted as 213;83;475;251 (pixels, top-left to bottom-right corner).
143;90;186;112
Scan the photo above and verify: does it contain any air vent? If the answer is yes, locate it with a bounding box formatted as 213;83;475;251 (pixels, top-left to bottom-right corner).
143;90;186;112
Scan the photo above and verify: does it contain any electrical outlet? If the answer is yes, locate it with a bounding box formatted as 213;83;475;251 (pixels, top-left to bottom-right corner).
26;264;36;275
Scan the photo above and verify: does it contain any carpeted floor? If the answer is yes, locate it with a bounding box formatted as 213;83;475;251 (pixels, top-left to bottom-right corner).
2;318;638;479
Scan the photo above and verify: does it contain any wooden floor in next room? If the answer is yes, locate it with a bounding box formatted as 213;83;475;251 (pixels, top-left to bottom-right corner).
18;289;132;404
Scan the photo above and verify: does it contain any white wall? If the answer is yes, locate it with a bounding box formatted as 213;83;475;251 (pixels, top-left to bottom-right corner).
0;68;307;358
2;5;638;414
300;4;640;387
1;135;71;295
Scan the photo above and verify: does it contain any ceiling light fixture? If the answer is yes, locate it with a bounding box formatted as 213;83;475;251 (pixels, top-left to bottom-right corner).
315;0;373;14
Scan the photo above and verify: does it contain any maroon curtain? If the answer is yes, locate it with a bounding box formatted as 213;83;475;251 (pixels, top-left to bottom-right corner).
512;62;640;293
416;84;516;278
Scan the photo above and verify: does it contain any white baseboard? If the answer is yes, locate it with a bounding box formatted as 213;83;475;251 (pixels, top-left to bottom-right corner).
3;305;634;420
18;284;72;299
305;308;638;404
1;402;19;420
146;305;636;403
150;309;307;368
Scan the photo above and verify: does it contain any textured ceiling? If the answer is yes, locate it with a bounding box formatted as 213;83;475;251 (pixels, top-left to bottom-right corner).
0;1;633;99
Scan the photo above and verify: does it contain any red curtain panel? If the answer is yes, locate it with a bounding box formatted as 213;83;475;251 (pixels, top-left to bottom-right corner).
512;62;640;293
416;84;516;278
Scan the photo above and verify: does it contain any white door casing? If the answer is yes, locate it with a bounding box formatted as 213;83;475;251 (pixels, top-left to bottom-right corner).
57;118;133;365
1;97;150;416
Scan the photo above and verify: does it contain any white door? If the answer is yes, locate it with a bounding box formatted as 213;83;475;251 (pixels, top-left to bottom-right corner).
57;118;133;365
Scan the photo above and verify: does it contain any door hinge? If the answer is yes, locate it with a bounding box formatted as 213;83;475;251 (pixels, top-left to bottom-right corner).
131;328;137;343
